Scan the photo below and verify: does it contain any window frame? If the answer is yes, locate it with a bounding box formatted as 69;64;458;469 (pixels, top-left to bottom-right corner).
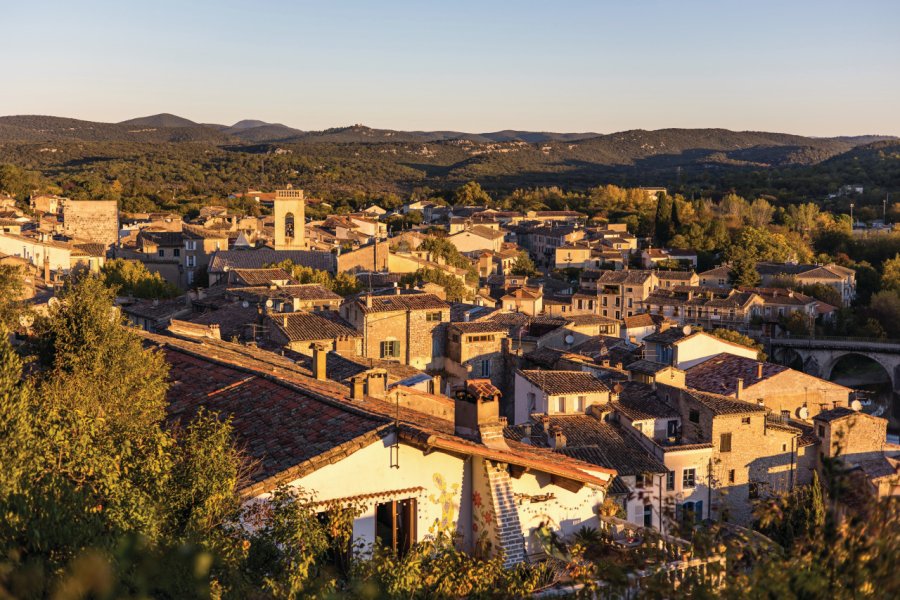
683;468;696;489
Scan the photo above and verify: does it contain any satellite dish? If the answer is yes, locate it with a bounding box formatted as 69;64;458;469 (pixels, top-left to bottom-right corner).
241;301;249;308
265;299;274;308
613;383;623;394
18;313;34;328
850;399;863;412
683;325;692;335
798;406;809;420
564;334;575;345
47;297;60;309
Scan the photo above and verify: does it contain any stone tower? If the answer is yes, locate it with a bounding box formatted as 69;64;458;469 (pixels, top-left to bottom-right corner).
273;187;306;250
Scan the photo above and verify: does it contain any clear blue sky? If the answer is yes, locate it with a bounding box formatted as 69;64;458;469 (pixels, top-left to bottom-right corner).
4;0;899;135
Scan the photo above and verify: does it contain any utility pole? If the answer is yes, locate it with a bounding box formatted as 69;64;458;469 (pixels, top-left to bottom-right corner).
850;203;855;229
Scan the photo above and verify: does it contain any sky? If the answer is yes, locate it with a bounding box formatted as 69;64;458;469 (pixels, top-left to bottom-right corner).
3;0;899;136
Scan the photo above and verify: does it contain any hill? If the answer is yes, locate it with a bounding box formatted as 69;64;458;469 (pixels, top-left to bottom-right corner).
119;113;200;128
0;115;229;143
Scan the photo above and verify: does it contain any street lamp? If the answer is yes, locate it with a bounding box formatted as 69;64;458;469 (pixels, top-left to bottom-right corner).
850;203;855;229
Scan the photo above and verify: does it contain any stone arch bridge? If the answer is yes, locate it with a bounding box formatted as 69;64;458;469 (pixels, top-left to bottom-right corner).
768;337;900;393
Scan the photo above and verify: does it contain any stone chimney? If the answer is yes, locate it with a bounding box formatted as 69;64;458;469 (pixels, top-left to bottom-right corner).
350;375;365;400
736;378;744;400
364;369;387;399
311;342;328;381
365;294;373;309
549;425;567;450
757;362;764;379
454;381;507;449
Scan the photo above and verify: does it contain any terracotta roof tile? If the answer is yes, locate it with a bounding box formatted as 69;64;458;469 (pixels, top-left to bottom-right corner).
519;370;609;395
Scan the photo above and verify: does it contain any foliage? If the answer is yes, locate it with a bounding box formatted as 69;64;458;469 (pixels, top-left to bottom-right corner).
510;251;538;277
867;290;900;338
400;268;471;302
453;181;491;206
710;328;767;360
101;258;181;299
418;237;479;283
270;260;362;296
880;253;900;292
0;264;28;329
755;472;825;547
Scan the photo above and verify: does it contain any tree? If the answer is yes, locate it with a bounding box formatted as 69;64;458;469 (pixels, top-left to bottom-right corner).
510;251;538;277
400;268;470;302
101;258;181;299
654;192;674;246
270;261;362;297
868;290;900;338
710;328;766;360
881;253;900;292
0;264;27;329
787;202;821;236
453;181;491;206
746;198;775;228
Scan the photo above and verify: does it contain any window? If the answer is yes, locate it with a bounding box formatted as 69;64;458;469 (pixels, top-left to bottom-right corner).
667;420;678;438
173;248;180;257
634;422;643;433
635;473;646;488
556;397;566;413
186;255;197;268
425;311;442;322
742;416;751;425
575;396;586;412
680;500;703;523
781;410;790;421
376;498;417;556
689;409;700;424
749;482;760;499
720;432;732;453
627;298;633;308
284;212;295;238
643;504;653;527
817;424;825;438
380;340;400;358
728;469;735;484
479;359;491;378
157;249;165;257
683;468;696;489
527;392;536;411
666;471;675;491
185;240;197;251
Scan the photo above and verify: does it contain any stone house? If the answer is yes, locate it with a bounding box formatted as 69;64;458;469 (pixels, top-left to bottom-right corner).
447;225;506;253
340;292;451;370
60;199;119;248
756;262;856;306
586;269;659;319
500;287;543;316
684;353;851;421
228;283;343;313
265;311;363;355
513;370;610;425
182;224;229;286
445;321;509;390
149;332;616;566
697;266;731;288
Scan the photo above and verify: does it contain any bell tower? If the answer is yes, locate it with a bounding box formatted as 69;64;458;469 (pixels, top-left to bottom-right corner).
273;186;306;250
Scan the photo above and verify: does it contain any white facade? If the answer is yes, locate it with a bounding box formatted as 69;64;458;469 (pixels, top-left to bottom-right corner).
672;332;758;370
513;372;609;425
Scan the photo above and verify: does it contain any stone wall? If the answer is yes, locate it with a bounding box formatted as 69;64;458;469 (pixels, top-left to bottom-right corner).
62;199;118;247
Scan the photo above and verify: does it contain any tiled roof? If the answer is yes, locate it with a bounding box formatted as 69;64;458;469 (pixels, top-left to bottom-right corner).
449;302;495;322
643;328;687;345
183;224;229;239
188;304;258;340
625;359;671;376
230;268;294;286
684;388;766;416
140;230;184;246
209;248;336;273
353;293;449;314
267;311;361;342
140;332;615;494
594;269;654;285
123;297;191;321
505;415;666;476
684;353;788;396
518;370;609;395
72;242;106;256
813;406;858;422
449;321;509;334
698;266;731;278
294;352;423;385
612;381;680;420
467;378;501;398
657;271;696;280
566;314;619;327
231;284;342;303
622;313;658;329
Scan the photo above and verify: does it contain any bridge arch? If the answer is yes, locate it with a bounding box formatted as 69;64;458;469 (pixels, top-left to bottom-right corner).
821;351;894;386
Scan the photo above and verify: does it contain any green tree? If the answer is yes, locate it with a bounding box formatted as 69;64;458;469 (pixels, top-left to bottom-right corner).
881;253;900;292
0;264;28;329
400;268;470;302
868;290;900;338
710;328;766;360
510;251;538;277
654;192;674;246
746;198;775;228
101;258;181;299
453;181;491;206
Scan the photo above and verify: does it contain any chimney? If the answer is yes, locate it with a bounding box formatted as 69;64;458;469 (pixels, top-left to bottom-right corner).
520;422;532;444
282;314;288;328
350;375;365;400
549;425;567;450
365;369;387;399
454;382;507;449
757;362;764;379
736;378;744;400
365;295;373;309
311;342;327;381
43;253;50;282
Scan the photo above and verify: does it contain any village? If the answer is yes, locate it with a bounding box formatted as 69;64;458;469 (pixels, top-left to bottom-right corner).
0;185;896;594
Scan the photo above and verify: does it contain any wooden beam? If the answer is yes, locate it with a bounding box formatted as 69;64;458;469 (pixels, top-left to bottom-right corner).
551;475;584;494
509;464;530;479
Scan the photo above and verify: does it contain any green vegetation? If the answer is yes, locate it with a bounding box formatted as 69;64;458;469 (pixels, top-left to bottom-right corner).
710;328;767;361
400;268;471;302
269;260;363;297
101;258;181;299
510;251;538;277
